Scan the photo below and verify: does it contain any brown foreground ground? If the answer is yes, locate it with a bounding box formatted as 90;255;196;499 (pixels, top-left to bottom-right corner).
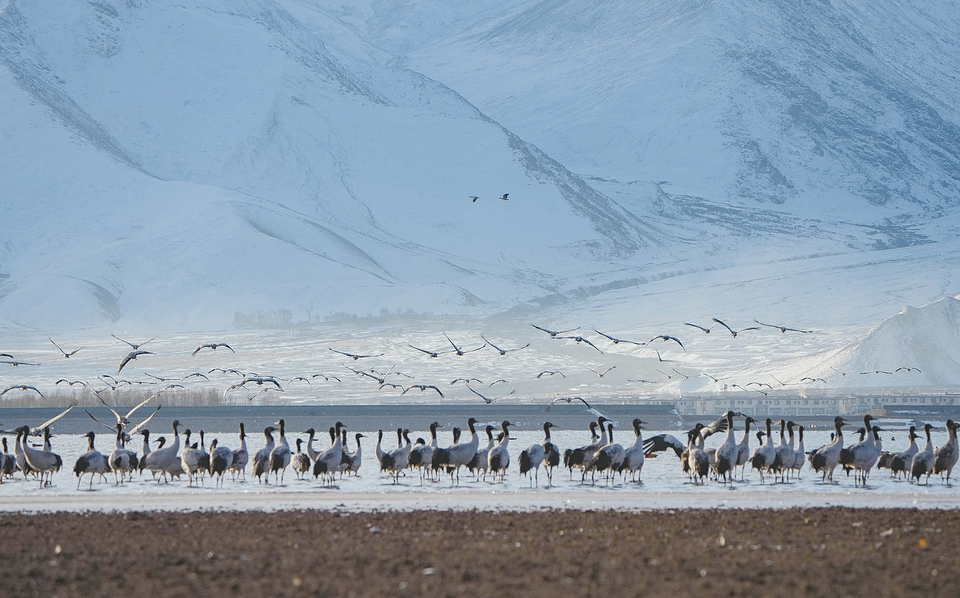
1;507;957;597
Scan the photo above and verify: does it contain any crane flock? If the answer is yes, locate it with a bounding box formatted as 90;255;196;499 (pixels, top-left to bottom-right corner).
0;413;957;495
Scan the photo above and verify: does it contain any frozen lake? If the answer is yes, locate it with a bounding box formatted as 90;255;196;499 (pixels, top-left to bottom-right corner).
1;406;958;512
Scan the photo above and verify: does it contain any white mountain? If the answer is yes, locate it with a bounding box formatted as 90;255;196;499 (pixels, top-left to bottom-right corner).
1;0;959;392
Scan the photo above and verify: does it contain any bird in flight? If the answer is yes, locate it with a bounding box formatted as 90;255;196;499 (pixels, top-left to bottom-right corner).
684;322;716;334
556;335;603;354
469;195;479;202
648;335;684;350
118;350;153;373
329;348;383;360
1;360;39;367
409;344;445;358
594;330;645;345
711;318;759;337
587;366;616;378
50;338;83;358
531;324;579;337
111;334;157;350
754;320;812;333
402;384;445;398
451;378;482;385
800;377;826;384
56;379;87;387
444;334;484;356
536;370;565;379
192;343;234;356
467;386;513;404
545;396;610;421
896;367;921;373
861;370;892;375
481;335;529;356
0;384;43;398
499;193;509;200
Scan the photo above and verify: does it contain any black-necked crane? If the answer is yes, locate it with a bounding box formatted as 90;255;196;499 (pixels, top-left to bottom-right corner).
0;438;12;478
141;420;181;483
50;338;83;358
910;423;936;485
888;426;918;479
487;421;512;482
252;426;277;484
73;431;108;489
847;415;882;487
314;422;345;485
432;418;479;485
687;428;709;485
541;422;561;486
180;430;204;487
714;411;739;485
410;422;439;484
112;334;156;350
934;419;959;485
773;420;794;483
618;419;646;483
192;342;234;356
291;438;311;480
750;419;777;484
18;426;62;487
809;416;846;483
210;438;234;487
791;425;805;479
519;422;555;488
343;432;364;476
118;350;153;373
711;318;760;337
269;419;292;485
467;425;496;481
108;424;138;485
735;416;756;481
591;423;626;485
229;423;248;481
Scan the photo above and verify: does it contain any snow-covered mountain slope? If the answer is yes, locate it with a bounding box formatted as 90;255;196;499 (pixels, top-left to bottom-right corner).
1;0;959;394
410;0;960;214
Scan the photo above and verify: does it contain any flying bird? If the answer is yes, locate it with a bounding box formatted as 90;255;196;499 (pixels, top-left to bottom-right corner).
50;338;84;358
444;334;484;356
409;344;444;358
648;335;684;350
587;366;616;378
111;334;157;349
896;367;922;373
402;384;445;398
467;386;514;404
0;384;43;398
684;322;716;334
556;335;603;354
481;335;529;356
594;330;645;345
711;318;759;337
531;324;579;337
1;360;39;367
329;348;383;360
860;370;892;375
469;195;479;202
56;379;87;387
451;378;483;385
192;343;234;356
754;320;812;333
118;350;153;373
800;377;826;384
499;193;509;200
181;372;210;381
545;396;610;421
536;370;565;379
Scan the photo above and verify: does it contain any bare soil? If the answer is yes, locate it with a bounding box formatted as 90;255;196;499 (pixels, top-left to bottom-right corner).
0;507;957;597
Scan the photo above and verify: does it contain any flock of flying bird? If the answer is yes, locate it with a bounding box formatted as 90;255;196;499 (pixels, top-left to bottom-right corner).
0;319;837;407
2;409;958;494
